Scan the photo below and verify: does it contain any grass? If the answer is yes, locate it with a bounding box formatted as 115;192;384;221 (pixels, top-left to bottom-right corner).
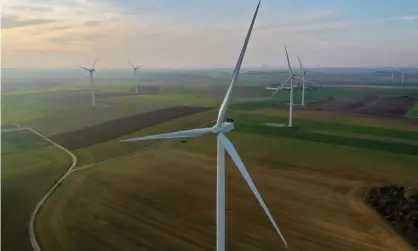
2;130;50;156
235;123;418;157
407;103;418;117
231;112;418;140
246;109;418;131
1;130;72;251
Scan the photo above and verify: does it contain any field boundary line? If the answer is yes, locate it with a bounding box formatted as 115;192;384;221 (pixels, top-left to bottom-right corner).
27;128;78;251
1;127;29;133
72;141;163;172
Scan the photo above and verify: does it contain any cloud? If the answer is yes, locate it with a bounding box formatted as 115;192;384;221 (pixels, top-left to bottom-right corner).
402;15;418;21
48;32;107;44
84;20;103;26
1;15;57;29
8;5;56;12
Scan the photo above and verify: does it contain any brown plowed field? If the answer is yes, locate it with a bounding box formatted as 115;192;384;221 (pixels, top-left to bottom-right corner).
50;106;209;149
37;142;418;251
308;96;417;115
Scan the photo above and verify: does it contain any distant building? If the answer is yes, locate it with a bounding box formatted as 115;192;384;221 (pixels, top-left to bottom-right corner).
130;86;160;94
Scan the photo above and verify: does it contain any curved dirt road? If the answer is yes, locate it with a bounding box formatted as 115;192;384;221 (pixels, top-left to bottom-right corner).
27;128;78;251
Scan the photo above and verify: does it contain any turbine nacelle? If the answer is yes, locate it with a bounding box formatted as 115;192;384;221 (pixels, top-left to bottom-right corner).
212;122;234;134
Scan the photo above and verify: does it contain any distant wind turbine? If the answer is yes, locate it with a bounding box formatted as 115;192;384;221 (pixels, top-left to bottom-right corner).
78;57;100;107
269;47;299;127
128;60;143;93
296;56;318;107
285;46;295;127
297;56;307;107
401;68;405;84
120;2;288;251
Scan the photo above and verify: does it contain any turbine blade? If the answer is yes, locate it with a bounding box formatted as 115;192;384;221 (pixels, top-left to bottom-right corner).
285;46;292;77
128;60;135;68
297;56;304;74
120;127;213;142
78;65;90;71
269;88;280;98
216;0;261;127
219;134;288;248
91;56;100;68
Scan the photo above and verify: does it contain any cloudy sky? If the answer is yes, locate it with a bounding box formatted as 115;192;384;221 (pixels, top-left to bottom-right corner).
1;0;418;68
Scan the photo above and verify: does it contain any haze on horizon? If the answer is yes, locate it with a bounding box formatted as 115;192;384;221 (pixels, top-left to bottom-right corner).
1;0;418;69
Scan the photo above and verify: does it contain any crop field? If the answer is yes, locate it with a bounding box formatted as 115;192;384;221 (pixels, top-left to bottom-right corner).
408;103;418;117
1;130;72;251
307;96;417;115
3;73;418;251
50;106;209;150
233;87;418;117
33;106;418;251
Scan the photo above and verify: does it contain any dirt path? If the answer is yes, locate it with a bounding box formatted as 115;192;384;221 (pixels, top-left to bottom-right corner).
27;128;78;251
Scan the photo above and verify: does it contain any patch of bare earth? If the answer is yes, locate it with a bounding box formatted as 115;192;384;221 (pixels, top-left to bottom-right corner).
50;106;209;149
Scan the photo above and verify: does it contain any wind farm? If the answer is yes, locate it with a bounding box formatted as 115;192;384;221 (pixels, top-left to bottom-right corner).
2;1;418;251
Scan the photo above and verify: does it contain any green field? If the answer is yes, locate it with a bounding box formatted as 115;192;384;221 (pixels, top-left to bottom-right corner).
1;130;72;251
408;103;418;117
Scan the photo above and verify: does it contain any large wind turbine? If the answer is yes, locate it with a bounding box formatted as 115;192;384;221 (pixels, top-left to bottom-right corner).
78;57;100;107
120;2;288;251
128;60;143;93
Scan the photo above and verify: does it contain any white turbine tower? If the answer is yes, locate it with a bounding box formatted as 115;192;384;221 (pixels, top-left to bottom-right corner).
128;60;143;93
78;57;100;107
120;2;288;251
297;56;306;107
284;46;295;127
401;68;405;84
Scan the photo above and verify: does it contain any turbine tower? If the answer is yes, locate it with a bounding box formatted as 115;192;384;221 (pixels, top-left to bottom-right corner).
78;57;100;107
401;68;405;84
297;56;306;107
120;2;288;251
285;46;295;127
128;60;143;93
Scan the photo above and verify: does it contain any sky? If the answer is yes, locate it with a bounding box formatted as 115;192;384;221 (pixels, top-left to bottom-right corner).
1;0;418;68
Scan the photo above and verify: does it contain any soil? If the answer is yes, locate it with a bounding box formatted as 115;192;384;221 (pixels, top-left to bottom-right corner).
365;184;418;248
50;106;209;149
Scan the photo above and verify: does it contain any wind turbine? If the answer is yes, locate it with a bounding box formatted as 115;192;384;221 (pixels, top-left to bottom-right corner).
78;57;100;107
401;68;405;84
284;46;296;127
128;60;143;93
269;47;298;127
120;2;288;251
297;56;307;107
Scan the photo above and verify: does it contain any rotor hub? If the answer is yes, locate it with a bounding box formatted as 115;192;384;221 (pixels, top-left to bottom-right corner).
212;122;234;134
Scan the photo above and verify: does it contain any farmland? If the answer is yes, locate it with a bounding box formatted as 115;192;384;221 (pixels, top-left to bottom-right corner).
34;104;418;251
2;70;418;251
1;130;72;251
36;118;418;251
